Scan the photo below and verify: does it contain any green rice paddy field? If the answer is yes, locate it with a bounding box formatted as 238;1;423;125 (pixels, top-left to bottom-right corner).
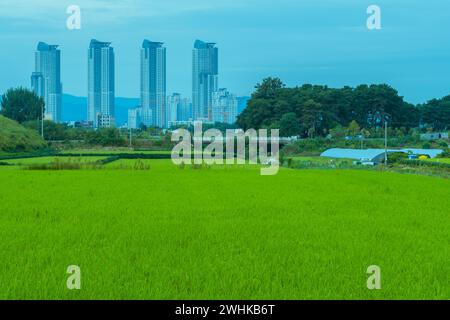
0;157;449;299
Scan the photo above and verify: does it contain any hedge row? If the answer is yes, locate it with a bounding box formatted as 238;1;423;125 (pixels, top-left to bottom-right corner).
399;159;450;170
60;153;173;159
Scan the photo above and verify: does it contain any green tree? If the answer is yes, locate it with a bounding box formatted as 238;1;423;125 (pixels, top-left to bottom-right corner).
23;120;68;141
418;96;450;131
237;78;424;138
301;99;323;138
279;112;300;137
348;120;361;136
0;87;44;123
252;77;285;99
329;125;347;139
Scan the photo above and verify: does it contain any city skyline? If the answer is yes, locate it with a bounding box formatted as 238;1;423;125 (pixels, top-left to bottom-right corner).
27;38;240;127
1;1;450;104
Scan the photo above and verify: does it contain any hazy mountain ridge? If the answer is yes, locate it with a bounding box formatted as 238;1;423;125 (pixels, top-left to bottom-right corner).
62;94;140;126
62;94;249;126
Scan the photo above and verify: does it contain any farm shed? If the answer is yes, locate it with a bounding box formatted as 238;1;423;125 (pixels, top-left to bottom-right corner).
420;132;449;141
320;148;443;164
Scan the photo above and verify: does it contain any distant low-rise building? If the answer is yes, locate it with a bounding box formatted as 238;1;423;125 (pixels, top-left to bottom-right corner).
97;114;115;128
168;119;214;128
72;121;94;128
420;132;449;140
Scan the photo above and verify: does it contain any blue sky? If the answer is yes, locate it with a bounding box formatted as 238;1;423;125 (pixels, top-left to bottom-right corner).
0;0;449;103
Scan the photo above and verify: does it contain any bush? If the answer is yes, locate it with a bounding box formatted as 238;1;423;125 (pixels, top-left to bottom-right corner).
438;148;450;158
85;128;127;147
388;152;409;163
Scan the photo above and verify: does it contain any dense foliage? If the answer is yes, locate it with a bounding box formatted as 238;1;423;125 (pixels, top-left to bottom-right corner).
0;87;44;123
417;95;450;131
237;78;449;137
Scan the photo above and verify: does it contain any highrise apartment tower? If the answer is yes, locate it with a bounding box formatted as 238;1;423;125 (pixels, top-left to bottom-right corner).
192;40;218;120
88;39;115;127
141;40;166;128
32;42;62;122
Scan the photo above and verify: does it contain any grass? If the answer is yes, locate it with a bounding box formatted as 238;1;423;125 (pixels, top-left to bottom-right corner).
286;156;356;169
59;149;173;155
0;160;449;299
425;158;450;164
0;115;46;153
3;156;108;166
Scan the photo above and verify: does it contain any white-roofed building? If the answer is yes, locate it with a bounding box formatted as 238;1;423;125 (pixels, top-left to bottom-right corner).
320;148;443;164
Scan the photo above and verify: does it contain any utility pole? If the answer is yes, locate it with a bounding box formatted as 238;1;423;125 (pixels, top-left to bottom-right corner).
360;132;364;149
374;111;390;166
384;120;388;166
129;127;132;147
41;103;44;139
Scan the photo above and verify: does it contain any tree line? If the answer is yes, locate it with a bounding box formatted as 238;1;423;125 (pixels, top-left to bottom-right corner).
2;82;450;144
237;78;450;137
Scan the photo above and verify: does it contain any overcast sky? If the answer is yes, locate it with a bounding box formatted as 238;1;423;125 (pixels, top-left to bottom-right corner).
0;0;449;103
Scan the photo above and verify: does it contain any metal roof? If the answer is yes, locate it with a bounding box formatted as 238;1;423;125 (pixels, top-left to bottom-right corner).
321;149;388;161
320;148;443;161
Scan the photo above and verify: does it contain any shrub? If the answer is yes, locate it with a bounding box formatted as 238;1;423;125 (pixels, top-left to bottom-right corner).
438;148;450;158
388;152;409;163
